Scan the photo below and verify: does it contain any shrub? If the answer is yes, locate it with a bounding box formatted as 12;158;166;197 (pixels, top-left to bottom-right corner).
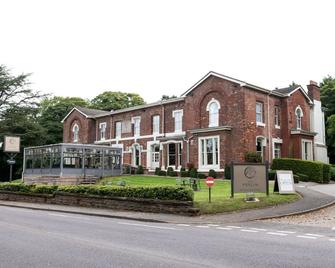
189;168;198;178
0;183;194;201
155;167;161;175
124;165;131;174
158;170;167;176
197;173;206;179
167;167;174;176
268;170;276;180
245;152;262;163
208;169;217;178
224;164;231;180
272;158;325;183
322;163;331;184
180;170;190;177
180;167;186;172
169;171;178;177
330;166;335;181
136;165;144;174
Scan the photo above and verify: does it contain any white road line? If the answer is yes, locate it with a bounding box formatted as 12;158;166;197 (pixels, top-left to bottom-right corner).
196;225;210;228
207;224;219;227
329;239;335;242
267;232;288;236
241;229;259;233
216;227;232;230
297;235;317;240
277;231;296;234
177;224;190;227
226;226;242;229
304;233;324;238
250;228;267;231
117;222;179;230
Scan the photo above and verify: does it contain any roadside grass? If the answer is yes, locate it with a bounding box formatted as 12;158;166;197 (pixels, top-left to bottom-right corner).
99;175;300;214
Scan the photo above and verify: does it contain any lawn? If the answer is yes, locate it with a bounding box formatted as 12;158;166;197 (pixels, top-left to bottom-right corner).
99;175;300;214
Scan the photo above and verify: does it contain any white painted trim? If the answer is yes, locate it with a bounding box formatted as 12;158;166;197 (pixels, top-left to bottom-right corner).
165;131;186;137
61;107;88;123
301;139;313;161
256;122;266;127
256;136;266;146
272;138;283;159
206;98;221;111
152;115;160;135
172;109;183;117
72;124;79;142
198;135;220;170
99;122;107;141
272;138;283;143
287;86;313;104
275;125;281;129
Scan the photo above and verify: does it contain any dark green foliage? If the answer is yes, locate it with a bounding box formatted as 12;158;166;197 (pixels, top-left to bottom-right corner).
155;167;161;175
208;169;217;178
0;183;194;201
271;158;328;183
136;165;144;174
169;171;178;177
197;173;206;179
158;170;167;176
167;167;174;176
180;167;186;172
330;166;335;180
124;165;131;174
322;163;331;184
245;152;262;163
161;95;177;100
189;168;198;178
180;171;190;177
268;170;276;180
224;164;231;180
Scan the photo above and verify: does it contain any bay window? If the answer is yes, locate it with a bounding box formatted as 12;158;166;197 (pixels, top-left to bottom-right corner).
199;136;219;170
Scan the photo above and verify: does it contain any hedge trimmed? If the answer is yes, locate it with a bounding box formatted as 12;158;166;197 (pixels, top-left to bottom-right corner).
0;183;194;201
271;158;329;184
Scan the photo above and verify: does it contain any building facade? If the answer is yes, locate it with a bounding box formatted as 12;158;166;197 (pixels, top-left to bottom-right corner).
62;72;328;175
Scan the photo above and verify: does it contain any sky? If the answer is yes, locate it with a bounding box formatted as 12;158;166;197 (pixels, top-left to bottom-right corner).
1;0;335;103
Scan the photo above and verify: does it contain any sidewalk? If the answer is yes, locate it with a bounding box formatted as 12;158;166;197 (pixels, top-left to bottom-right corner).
1;182;334;224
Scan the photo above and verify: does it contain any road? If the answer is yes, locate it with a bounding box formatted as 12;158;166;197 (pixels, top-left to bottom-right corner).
1;206;335;268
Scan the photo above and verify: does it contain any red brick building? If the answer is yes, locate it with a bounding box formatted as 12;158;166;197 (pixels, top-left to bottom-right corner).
62;72;328;174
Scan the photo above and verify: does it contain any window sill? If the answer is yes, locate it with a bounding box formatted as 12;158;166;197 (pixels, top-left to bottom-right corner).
256;122;266;127
275;125;281;129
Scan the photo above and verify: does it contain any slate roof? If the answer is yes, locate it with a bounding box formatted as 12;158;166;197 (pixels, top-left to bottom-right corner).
273;85;301;95
75;106;110;117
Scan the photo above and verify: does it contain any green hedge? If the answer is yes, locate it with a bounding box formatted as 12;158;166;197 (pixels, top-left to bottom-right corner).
0;183;194;201
271;158;329;184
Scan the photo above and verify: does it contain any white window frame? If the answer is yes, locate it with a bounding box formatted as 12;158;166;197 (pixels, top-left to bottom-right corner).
115;121;122;139
256;136;266;161
295;106;303;130
72;124;79;143
172;110;183;133
152;115;160;135
302;139;313;161
274;106;280;129
206;98;221;127
198;135;220;170
132;143;141;167
132;116;141;137
256;102;265;127
272;138;283;159
99;122;107;141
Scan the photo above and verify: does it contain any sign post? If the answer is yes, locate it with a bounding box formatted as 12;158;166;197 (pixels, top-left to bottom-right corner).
3;136;21;182
205;177;215;203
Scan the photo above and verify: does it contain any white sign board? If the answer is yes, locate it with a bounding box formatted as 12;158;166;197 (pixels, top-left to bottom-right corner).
3;136;21;153
275;170;295;194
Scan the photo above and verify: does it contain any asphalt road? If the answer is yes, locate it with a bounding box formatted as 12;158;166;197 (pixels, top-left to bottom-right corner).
1;207;335;268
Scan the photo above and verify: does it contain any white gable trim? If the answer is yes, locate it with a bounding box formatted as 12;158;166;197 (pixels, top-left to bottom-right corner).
287;86;313;104
61;107;89;123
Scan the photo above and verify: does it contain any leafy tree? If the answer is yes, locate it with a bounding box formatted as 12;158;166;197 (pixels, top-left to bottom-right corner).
161;94;177;100
320;75;335;163
0;65;43;118
38;96;89;144
90;91;145;111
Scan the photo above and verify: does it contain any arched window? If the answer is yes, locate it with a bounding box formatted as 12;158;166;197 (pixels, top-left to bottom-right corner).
72;124;79;142
295;106;303;130
206;99;221;127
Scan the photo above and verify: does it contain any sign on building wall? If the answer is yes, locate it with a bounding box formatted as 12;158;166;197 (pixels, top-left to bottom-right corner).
274;170;295;194
122;120;132;134
231;163;269;197
3;136;21;153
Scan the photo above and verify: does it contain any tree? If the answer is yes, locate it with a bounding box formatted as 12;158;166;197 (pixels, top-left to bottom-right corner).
320;75;335;163
0;65;44;118
38;96;89;145
90;91;145;111
161;94;177;100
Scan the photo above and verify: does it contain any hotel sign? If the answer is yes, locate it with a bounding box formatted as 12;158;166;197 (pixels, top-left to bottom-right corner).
3;136;21;153
231;163;269;197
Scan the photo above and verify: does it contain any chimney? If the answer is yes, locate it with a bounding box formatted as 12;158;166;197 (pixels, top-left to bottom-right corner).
307;80;320;101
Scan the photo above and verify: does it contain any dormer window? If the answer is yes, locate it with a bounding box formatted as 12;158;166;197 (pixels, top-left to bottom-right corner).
72;124;79;143
206;99;220;127
99;122;107;140
295;106;303;130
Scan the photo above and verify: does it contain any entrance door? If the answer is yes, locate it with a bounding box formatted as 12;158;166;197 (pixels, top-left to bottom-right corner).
151;144;160;169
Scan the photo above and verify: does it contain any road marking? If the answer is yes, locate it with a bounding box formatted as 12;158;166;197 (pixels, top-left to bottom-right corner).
277;230;296;234
304;233;324;238
207;224;219;227
329;239;335;242
241;229;258;233
177;224;190;227
196;225;210;228
297;235;317;239
117;222;179;230
249;228;267;231
216;227;232;230
226;226;242;229
267;232;288;236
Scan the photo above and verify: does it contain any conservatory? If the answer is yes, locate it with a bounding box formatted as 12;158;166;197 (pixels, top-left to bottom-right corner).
23;143;122;184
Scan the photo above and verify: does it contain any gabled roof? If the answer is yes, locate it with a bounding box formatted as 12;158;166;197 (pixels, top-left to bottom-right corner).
61;106;111;123
273;85;313;104
181;71;285;97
